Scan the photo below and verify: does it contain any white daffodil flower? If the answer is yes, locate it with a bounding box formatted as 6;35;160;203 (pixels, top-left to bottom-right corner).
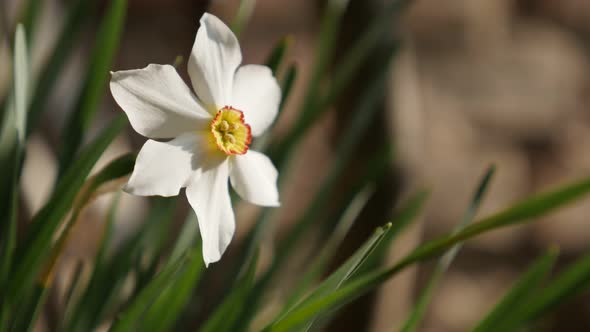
110;12;281;266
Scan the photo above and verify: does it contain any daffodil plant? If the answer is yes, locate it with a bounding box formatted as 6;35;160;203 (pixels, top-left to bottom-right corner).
3;1;590;331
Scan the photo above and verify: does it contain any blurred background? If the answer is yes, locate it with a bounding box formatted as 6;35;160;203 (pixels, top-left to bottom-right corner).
2;0;590;331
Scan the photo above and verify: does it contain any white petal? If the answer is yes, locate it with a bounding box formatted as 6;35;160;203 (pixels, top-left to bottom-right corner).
230;150;280;207
188;13;242;110
231;65;281;136
110;64;210;139
125;133;199;197
186;159;235;266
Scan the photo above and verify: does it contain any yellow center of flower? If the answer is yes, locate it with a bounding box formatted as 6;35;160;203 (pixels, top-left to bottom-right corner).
210;106;251;155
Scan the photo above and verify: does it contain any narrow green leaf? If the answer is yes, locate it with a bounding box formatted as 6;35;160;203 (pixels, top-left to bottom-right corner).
108;259;187;332
321;0;411;108
302;223;391;304
0;23;29;287
269;0;350;167
95;193;120;271
272;66;387;273
9;285;48;332
61;191;119;329
140;214;204;332
269;224;391;331
284;144;394;309
64;197;176;332
0;27;28;329
13;24;28;142
140;250;204;332
58;0;127;175
11;153;133;332
301;0;349;112
265;36;293;75
62;260;85;319
283;185;375;310
166;212;200;269
400;166;495;332
268;0;410;170
357;190;428;276
471;248;558;332
7;115;126;302
234;67;393;332
279;64;297;113
520;250;590;325
266;224;391;332
396;176;590;271
199;251;260;332
26;0;91;135
18;0;42;42
231;0;257;38
268;175;590;332
0;101;16;179
134;198;177;290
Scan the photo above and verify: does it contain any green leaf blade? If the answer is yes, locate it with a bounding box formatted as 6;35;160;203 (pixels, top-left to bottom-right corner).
108;259;186;332
140;214;204;332
7;115;126;302
26;0;91;135
521;250;590;325
400;166;495;332
0;23;29;287
268;175;590;332
269;223;391;331
200;251;260;332
265;36;293;75
58;0;127;175
471;248;559;332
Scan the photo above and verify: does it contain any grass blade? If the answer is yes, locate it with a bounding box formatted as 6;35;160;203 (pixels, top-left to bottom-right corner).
58;0;127;175
471;248;559;332
231;0;257;38
400;165;496;332
267;176;590;332
139;214;204;332
10;153;133;332
0;23;29;286
265;36;293;75
64;197;176;332
268;223;391;331
26;0;91;135
283;145;396;310
321;0;411;109
355;190;429;277
7;114;126;302
18;0;41;42
520;250;590;326
13;24;28;142
269;0;350;168
395;176;590;271
0;27;29;330
60;195;118;328
269;0;411;169
108;259;187;332
61;260;85;323
271;63;388;275
231;53;393;332
282;185;375;309
0;25;30;329
199;251;260;332
167;212;200;268
279;64;296;113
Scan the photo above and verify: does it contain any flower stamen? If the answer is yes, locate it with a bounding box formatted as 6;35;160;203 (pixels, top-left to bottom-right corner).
210;106;251;155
